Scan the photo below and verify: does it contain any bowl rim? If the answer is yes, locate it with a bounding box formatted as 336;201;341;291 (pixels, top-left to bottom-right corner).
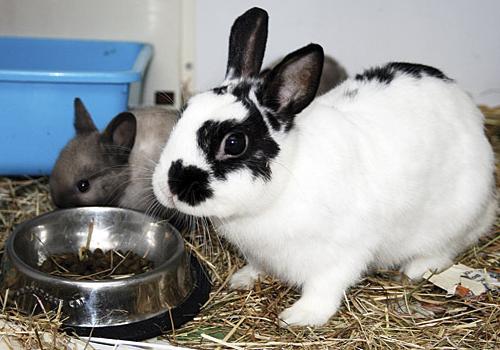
5;206;186;286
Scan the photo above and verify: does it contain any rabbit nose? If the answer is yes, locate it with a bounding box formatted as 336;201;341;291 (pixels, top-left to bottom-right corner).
168;159;213;206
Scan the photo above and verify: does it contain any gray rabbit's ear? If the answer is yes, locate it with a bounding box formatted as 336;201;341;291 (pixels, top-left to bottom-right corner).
226;7;268;80
261;44;324;117
101;112;137;151
74;98;97;135
259;67;271;80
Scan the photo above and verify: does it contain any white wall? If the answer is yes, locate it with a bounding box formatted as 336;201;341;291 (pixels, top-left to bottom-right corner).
195;0;500;106
2;1;498;106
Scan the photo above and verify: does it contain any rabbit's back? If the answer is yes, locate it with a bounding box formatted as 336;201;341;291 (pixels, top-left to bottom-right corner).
290;64;496;266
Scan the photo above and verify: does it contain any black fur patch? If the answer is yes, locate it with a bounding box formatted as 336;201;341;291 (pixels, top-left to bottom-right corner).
252;87;283;132
389;62;450;80
213;86;228;95
355;66;394;84
230;81;284;132
265;111;283;131
283;117;295;132
231;81;253;107
215;81;291;133
168;159;213;206
196;105;280;181
355;62;451;84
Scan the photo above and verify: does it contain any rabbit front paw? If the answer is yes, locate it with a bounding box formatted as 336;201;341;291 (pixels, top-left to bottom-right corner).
229;264;262;290
279;299;334;327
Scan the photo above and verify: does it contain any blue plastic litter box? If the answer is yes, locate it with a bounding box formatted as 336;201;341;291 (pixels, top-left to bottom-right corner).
0;37;153;175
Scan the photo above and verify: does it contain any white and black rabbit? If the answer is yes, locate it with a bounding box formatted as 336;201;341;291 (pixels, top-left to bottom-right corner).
50;98;177;215
50;58;341;214
152;8;497;326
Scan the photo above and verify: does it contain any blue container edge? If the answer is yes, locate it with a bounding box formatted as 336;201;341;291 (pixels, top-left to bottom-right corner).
0;36;153;84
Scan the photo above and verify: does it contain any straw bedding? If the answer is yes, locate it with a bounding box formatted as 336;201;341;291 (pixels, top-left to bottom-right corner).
0;108;498;349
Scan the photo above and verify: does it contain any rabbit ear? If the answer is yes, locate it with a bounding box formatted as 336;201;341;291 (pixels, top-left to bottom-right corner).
259;67;271;80
101;112;137;150
74;98;97;134
226;7;268;80
261;44;324;117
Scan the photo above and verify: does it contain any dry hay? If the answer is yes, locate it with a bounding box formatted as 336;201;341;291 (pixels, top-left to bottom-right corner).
0;178;74;349
0;107;498;349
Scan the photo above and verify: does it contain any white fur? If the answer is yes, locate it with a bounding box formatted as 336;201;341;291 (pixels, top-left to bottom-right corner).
153;73;497;327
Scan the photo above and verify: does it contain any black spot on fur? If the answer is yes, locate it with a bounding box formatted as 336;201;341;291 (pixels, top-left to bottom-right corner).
283;117;295;132
229;81;285;132
256;94;294;131
266;112;283;131
231;81;253;108
213;86;228;95
355;62;451;84
355;66;394;84
168;159;213;206
389;62;450;80
196;105;280;181
253;87;282;131
215;80;291;133
344;89;358;98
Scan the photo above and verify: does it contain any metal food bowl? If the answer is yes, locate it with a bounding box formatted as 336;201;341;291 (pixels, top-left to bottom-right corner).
0;207;211;340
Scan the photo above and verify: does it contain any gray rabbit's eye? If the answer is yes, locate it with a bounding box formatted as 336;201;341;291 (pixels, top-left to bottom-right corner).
223;132;248;157
77;179;90;193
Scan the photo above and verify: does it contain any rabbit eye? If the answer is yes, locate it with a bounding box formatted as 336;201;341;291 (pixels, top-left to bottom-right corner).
76;179;90;193
221;132;248;158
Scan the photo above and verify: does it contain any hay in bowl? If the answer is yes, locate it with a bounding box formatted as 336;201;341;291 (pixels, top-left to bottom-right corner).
0;206;211;341
38;247;155;281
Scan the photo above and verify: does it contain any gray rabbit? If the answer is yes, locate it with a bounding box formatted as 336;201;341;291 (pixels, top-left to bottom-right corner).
50;98;177;216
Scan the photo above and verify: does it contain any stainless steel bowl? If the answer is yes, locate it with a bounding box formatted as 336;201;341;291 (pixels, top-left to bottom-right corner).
0;207;210;340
